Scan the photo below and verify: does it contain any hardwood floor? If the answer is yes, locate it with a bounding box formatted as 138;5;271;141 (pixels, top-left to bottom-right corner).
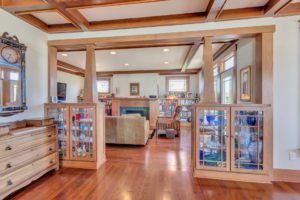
7;129;300;200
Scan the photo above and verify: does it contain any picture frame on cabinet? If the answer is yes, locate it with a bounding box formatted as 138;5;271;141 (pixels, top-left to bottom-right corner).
240;66;251;102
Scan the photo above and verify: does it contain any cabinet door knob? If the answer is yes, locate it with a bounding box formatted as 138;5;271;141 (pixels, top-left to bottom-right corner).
6;163;12;169
49;160;54;164
48;134;52;138
7;180;13;186
49;147;53;151
5;145;12;151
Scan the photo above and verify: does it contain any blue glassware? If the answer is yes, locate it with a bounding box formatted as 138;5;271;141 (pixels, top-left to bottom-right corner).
247;116;257;126
206;115;216;125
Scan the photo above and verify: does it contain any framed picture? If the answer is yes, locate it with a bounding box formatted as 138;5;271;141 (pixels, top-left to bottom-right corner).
130;83;140;96
240;66;251;101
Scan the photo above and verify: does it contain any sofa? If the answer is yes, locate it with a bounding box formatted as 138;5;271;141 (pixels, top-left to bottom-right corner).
105;114;150;145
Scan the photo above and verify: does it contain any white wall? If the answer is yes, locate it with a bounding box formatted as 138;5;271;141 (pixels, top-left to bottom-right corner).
273;17;300;170
236;38;256;103
48;15;300;170
112;73;199;98
0;9;48;123
57;71;84;102
113;73;158;97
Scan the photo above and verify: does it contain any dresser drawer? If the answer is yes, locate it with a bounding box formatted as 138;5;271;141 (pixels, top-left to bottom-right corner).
0;153;57;195
0;126;56;159
0;142;56;176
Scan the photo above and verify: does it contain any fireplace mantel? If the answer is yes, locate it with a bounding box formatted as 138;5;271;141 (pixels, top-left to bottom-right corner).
111;98;159;129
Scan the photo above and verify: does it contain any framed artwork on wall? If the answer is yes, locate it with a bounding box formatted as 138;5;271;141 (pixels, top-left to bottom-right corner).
130;83;140;96
240;66;251;102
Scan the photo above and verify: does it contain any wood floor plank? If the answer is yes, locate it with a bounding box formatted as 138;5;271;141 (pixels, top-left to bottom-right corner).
6;129;300;200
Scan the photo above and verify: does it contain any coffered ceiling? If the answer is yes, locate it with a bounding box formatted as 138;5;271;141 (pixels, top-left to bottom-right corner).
0;0;299;33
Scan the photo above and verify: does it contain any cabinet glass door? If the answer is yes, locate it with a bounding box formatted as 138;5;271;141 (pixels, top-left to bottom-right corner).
45;105;69;159
196;107;230;171
232;108;264;173
70;106;95;161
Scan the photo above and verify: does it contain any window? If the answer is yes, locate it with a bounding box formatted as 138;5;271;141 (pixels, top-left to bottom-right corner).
97;78;111;94
167;76;189;93
221;76;233;104
224;54;235;71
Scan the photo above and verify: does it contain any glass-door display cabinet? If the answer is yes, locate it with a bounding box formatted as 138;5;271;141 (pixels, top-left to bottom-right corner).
70;105;95;161
196;107;230;171
192;104;271;183
45;103;106;169
44;104;69;160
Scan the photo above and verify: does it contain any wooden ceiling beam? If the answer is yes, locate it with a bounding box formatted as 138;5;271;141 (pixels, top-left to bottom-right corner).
57;0;166;9
217;7;265;21
57;60;85;73
17;14;49;32
58;66;85;77
264;0;292;16
1;0;48;7
275;2;300;16
87;12;206;31
206;0;227;21
97;68;201;76
181;41;202;72
48;25;275;47
44;0;87;31
213;40;237;61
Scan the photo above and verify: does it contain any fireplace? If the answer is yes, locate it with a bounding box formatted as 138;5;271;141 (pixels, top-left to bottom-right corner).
120;107;150;120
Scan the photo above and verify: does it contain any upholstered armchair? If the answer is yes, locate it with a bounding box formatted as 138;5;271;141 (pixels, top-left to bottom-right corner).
156;105;182;137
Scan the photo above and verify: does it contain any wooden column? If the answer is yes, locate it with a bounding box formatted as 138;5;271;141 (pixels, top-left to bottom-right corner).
261;33;273;105
202;36;216;103
48;46;57;103
83;44;98;103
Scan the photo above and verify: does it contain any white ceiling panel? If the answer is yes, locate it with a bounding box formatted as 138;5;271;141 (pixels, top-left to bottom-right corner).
224;0;269;9
57;44;224;72
79;0;210;22
32;11;70;25
58;46;192;71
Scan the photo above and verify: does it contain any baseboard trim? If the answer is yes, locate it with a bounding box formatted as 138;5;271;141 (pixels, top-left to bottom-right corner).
273;169;300;183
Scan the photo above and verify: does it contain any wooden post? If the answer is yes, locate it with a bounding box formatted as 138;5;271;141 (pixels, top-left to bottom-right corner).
202;36;216;103
83;44;98;103
261;33;273;105
48;46;57;103
255;34;263;104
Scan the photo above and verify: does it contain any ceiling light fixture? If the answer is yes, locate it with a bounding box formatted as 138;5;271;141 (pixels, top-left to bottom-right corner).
164;61;169;65
124;63;129;66
163;48;170;52
110;51;117;55
61;53;68;57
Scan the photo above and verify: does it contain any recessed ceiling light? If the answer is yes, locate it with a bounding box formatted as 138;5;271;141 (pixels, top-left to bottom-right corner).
163;48;170;52
110;51;117;55
61;53;68;57
124;63;129;66
164;61;169;65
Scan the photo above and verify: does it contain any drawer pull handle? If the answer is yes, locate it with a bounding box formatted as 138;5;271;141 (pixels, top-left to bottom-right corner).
7;180;13;186
5;146;12;151
48;134;52;138
49;147;53;151
6;163;12;169
49;160;54;164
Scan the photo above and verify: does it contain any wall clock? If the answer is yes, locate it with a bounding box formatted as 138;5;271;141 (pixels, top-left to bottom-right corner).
1;46;20;64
